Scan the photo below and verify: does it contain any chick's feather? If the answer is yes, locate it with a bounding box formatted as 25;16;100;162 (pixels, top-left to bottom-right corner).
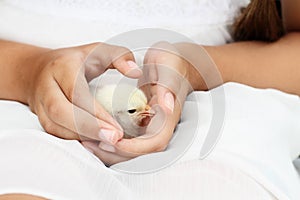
94;84;152;138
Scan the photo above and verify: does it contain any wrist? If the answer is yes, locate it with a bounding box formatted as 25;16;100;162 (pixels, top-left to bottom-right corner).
0;41;50;104
202;45;231;84
175;42;227;91
20;48;50;105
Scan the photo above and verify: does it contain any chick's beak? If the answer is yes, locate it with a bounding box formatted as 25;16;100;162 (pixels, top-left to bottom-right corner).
140;105;155;117
138;104;155;127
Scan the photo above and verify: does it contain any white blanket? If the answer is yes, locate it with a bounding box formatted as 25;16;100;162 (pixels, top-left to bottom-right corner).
0;83;299;200
0;0;299;199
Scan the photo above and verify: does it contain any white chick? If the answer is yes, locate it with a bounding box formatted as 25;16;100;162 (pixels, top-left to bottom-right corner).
94;84;154;138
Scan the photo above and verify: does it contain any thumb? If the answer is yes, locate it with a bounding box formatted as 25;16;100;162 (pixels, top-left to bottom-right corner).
108;44;143;78
113;59;143;78
80;43;142;80
105;43;143;78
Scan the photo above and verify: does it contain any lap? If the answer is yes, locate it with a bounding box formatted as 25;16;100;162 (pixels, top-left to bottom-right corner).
0;83;300;199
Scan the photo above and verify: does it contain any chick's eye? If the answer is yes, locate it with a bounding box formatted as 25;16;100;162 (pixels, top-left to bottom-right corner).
127;109;137;114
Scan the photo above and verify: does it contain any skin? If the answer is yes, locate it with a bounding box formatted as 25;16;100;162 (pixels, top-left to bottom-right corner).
88;0;300;165
0;0;299;199
86;32;300;163
0;41;144;143
0;194;47;200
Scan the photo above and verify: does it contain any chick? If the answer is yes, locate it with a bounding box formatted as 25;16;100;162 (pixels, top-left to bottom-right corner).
94;84;154;138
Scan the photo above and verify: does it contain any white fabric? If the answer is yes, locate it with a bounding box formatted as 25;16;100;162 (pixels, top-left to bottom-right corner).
1;0;300;199
0;0;249;48
4;0;248;25
0;83;300;200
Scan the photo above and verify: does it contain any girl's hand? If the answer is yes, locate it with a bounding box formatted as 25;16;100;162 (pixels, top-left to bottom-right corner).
82;84;180;165
82;42;192;165
26;43;141;144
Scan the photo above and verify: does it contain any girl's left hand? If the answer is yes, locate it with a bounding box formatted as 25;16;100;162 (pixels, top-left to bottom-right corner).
82;84;180;165
82;42;192;165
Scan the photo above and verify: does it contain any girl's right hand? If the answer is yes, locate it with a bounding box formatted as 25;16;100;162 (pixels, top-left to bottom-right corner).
25;43;141;144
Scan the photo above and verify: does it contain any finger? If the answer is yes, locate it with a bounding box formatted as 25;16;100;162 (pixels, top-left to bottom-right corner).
156;64;191;106
100;140;141;158
99;100;181;158
113;59;142;78
140;83;175;114
141;47;159;85
41;79;123;144
113;135;170;157
141;63;158;84
53;59;123;131
138;63;161;103
82;43;142;79
98;142;141;158
114;105;175;155
145;57;188;99
76;74;124;131
142;42;190;103
79;43;112;81
36;104;80;140
109;45;142;78
148;94;158;106
82;141;130;166
96;105;169;157
155;86;175;114
144;63;190;107
137;64;158;102
156;64;184;94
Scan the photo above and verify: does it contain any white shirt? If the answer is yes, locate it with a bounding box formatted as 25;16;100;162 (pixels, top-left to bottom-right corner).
0;1;299;199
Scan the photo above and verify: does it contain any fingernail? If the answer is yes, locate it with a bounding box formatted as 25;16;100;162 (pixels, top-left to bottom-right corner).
127;60;139;69
99;143;116;153
99;129;118;144
164;92;174;112
127;61;142;77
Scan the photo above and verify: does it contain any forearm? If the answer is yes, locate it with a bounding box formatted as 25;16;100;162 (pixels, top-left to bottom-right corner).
203;32;300;95
282;0;300;32
0;40;48;103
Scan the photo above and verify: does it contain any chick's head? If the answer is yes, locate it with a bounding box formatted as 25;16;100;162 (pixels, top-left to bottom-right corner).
95;84;154;138
113;85;154;138
126;88;153;124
